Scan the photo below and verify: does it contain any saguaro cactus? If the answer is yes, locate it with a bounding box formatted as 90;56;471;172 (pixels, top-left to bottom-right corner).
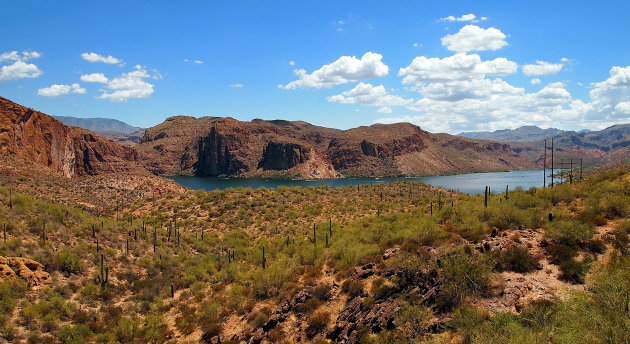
262;246;267;269
484;186;488;208
171;283;175;298
97;254;108;289
505;185;509;200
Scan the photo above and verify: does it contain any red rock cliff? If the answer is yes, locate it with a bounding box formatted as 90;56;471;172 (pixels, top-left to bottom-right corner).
0;96;139;177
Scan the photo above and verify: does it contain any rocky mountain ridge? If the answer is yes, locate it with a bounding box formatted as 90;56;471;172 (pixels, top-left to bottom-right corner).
136;117;537;178
0;96;140;177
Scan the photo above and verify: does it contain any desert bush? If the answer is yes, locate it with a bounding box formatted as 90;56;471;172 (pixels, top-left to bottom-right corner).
294;298;321;315
305;311;330;338
248;307;272;329
583;239;606;254
341;280;364;298
545;219;594;246
52;248;85;274
519;298;559;329
0;278;27;327
58;324;92;344
495;247;539;273
312;284;332;301
449;304;490;333
437;248;493;310
546;243;579;264
559;259;589;284
454;215;486;242
395;298;433;338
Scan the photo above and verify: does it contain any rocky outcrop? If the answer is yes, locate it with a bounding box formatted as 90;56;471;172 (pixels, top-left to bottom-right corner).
195;127;245;176
0;256;51;287
0;97;140;177
258;142;307;170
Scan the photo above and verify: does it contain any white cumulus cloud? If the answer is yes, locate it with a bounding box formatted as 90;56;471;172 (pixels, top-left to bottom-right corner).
441;25;508;52
96;65;156;102
279;52;389;89
37;83;86;97
327;82;411;107
0;51;43;82
522;60;564;76
81;52;124;65
230;83;244;88
440;14;486;22
398;53;517;84
377;106;393;113
80;73;109;83
531;78;542;85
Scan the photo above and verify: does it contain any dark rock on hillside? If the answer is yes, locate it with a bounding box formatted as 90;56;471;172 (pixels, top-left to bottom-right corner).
195;127;244;176
258;141;307;170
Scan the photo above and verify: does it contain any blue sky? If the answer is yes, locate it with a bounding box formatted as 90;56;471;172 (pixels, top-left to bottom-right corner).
1;0;629;133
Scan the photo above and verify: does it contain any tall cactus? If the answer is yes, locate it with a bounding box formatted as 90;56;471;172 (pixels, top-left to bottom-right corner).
262;246;266;269
97;254;108;289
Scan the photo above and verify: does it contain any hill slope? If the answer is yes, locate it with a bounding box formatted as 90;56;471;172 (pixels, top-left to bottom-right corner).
0;97;140;177
137;117;537;178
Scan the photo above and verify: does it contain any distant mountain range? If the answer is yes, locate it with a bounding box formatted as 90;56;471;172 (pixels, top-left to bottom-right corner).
458;124;630;152
54;116;142;137
458;126;570;142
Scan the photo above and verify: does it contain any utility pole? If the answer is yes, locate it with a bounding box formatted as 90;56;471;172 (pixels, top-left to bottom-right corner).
551;138;554;188
543;139;547;188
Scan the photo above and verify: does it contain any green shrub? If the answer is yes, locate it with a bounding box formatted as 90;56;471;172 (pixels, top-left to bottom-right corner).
519;298;559;329
305;311;330;338
546;244;579;264
394;299;433;338
559;260;589;284
294;298;321;315
58;324;92;344
341;280;364;298
545;219;594;246
583;239;606;254
248;307;272;329
495;247;539;273
52;248;84;274
437;248;493;310
0;278;27;327
312;284;332;301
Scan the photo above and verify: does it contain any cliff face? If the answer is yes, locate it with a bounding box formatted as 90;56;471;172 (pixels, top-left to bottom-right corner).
0;97;139;177
258;142;307;170
195;127;245;176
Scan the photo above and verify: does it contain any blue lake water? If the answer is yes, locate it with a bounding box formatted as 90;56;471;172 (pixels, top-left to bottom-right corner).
169;170;559;195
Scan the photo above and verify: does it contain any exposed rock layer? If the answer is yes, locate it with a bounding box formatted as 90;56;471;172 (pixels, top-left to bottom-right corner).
0;97;139;177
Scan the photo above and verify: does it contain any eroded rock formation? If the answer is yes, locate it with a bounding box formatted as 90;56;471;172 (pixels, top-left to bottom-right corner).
258;142;307;170
0;256;51;287
0;96;139;177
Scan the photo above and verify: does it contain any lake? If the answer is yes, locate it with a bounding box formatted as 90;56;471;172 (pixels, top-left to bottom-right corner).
169;169;560;195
